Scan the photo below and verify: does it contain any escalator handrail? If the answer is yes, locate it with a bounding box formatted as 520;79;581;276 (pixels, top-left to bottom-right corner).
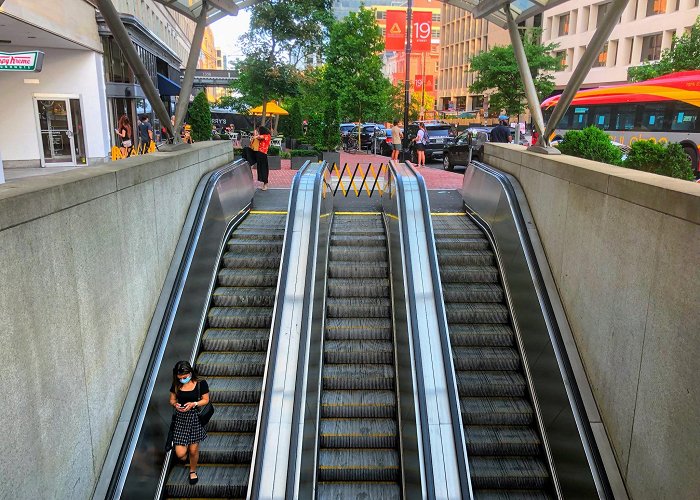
464;160;615;498
247;160;326;499
93;160;254;500
384;160;472;499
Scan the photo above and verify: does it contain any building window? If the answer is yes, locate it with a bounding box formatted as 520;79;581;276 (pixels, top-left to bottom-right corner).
558;13;570;36
596;2;610;29
472;95;484;109
646;0;666;16
554;50;567;70
432;13;440;22
432;28;440;40
593;43;608;67
641;33;663;61
376;10;386;20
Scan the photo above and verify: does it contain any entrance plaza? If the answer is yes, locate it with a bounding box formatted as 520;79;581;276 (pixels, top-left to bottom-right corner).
0;1;699;500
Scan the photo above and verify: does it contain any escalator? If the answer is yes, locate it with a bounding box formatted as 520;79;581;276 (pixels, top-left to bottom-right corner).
164;212;286;498
316;213;401;499
432;213;554;498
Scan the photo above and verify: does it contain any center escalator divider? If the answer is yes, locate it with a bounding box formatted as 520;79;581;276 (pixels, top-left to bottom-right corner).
316;214;401;499
165;213;286;499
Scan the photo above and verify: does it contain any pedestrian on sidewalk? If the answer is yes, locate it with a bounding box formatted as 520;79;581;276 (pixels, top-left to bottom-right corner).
169;360;209;486
116;114;133;158
254;125;272;191
390;120;403;162
490;120;512;143
137;115;154;153
413;122;427;167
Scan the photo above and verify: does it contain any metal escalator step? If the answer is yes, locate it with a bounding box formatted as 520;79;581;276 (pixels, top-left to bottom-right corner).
456;371;526;398
207;404;259;432
472;489;553;499
328;261;388;279
438;250;495;266
223;252;281;269
449;325;514;347
165;464;248;498
318;449;400;481
202;328;269;352
460;398;534;426
452;347;521;371
227;239;284;252
432;228;484;238
197;352;267;377
316;482;400;500
434;237;490;251
211;287;276;307
440;265;499;284
446;303;510;324
329;245;387;261
198;433;255;463
208;307;272;328
469;457;550;490
321;390;396;418
323;364;395;391
326;298;391;318
324;340;394;364
465;426;542;456
218;268;278;287
230;230;285;241
320;418;398;448
325;318;393;341
327;278;390;298
208;377;263;403
442;283;504;303
330;234;387;247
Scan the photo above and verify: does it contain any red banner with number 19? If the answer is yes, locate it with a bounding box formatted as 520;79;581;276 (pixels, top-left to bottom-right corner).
412;11;432;52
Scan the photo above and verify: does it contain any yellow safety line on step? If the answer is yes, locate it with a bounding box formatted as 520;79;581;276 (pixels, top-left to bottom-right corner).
250;210;288;214
430;212;465;216
385;213;399;221
334;211;382;215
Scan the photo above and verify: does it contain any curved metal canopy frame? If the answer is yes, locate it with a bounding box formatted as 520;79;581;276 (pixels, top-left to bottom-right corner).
443;0;629;152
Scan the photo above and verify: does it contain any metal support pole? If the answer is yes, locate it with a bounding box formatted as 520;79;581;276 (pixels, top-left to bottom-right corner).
174;5;209;140
96;0;175;138
402;0;413;162
544;0;629;141
504;8;548;150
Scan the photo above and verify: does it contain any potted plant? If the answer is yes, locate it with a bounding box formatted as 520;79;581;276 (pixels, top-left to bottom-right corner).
267;145;282;170
290;149;319;170
233;147;243;159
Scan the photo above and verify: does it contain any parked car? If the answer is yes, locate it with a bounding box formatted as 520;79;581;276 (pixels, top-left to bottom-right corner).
405;122;456;163
340;123;356;140
443;126;524;170
346;123;385;150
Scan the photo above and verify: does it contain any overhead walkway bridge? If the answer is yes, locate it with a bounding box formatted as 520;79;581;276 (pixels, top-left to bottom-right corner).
94;157;621;499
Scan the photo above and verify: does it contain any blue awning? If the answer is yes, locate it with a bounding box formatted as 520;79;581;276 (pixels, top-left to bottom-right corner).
157;73;181;96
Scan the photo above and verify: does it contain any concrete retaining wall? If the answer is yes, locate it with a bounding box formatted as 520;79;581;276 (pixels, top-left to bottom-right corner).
484;143;700;500
0;142;233;499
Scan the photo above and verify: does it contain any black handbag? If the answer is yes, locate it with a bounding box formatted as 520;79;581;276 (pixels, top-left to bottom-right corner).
197;382;215;426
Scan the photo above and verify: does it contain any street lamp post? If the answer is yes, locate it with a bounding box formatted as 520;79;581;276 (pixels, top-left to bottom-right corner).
402;0;413;162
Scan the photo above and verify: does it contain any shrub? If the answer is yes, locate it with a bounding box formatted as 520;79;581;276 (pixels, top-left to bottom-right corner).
281;151;291;159
188;91;212;142
623;140;695;180
290;149;319;157
267;145;281;156
557;126;623;166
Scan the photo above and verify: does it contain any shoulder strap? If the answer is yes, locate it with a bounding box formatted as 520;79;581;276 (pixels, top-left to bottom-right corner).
196;381;200;401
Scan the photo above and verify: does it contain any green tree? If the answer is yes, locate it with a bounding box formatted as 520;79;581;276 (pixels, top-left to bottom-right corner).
188;91;211;142
470;29;561;115
628;16;700;82
224;0;332;124
324;7;397;124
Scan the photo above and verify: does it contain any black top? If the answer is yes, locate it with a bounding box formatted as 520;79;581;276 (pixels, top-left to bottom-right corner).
490;125;511;143
170;380;209;405
138;121;153;141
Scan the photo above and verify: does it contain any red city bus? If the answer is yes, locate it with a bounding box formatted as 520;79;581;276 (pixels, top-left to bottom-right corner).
542;71;700;176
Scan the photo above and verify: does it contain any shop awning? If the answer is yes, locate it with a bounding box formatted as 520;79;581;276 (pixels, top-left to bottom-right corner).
157;73;181;96
249;101;289;116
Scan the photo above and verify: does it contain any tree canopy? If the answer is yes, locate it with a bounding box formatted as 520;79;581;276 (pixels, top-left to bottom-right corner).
469;29;561;116
628;16;700;82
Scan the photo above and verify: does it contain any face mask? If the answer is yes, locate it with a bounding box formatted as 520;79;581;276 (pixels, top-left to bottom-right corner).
179;376;191;384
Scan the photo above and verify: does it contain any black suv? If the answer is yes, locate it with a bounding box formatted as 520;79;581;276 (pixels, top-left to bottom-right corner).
404;122;456;162
345;123;384;150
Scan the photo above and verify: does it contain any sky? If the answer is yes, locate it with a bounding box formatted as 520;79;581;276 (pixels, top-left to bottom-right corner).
210;10;252;65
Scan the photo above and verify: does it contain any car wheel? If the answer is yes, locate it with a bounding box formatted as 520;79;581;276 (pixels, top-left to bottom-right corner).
443;155;454;171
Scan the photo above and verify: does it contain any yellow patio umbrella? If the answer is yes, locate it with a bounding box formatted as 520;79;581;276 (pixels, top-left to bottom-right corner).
249;101;289;116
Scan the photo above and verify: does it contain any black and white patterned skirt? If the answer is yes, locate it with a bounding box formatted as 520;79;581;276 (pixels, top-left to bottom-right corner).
172;409;207;446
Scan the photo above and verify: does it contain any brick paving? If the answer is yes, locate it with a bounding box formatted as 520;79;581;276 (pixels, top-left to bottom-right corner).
259;152;463;191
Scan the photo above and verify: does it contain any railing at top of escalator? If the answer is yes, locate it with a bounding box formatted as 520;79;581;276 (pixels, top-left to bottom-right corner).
323;162;394;197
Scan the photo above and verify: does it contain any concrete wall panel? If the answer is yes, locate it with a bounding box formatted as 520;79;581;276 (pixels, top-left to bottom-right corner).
483;143;700;498
0;142;234;499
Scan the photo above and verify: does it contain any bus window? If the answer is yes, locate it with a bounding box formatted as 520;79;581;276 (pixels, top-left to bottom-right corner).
672;104;699;132
572;106;589;130
615;104;637;131
592;106;612;130
640;103;669;131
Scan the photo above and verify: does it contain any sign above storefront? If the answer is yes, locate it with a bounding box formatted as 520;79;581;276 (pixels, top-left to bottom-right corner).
0;51;44;72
